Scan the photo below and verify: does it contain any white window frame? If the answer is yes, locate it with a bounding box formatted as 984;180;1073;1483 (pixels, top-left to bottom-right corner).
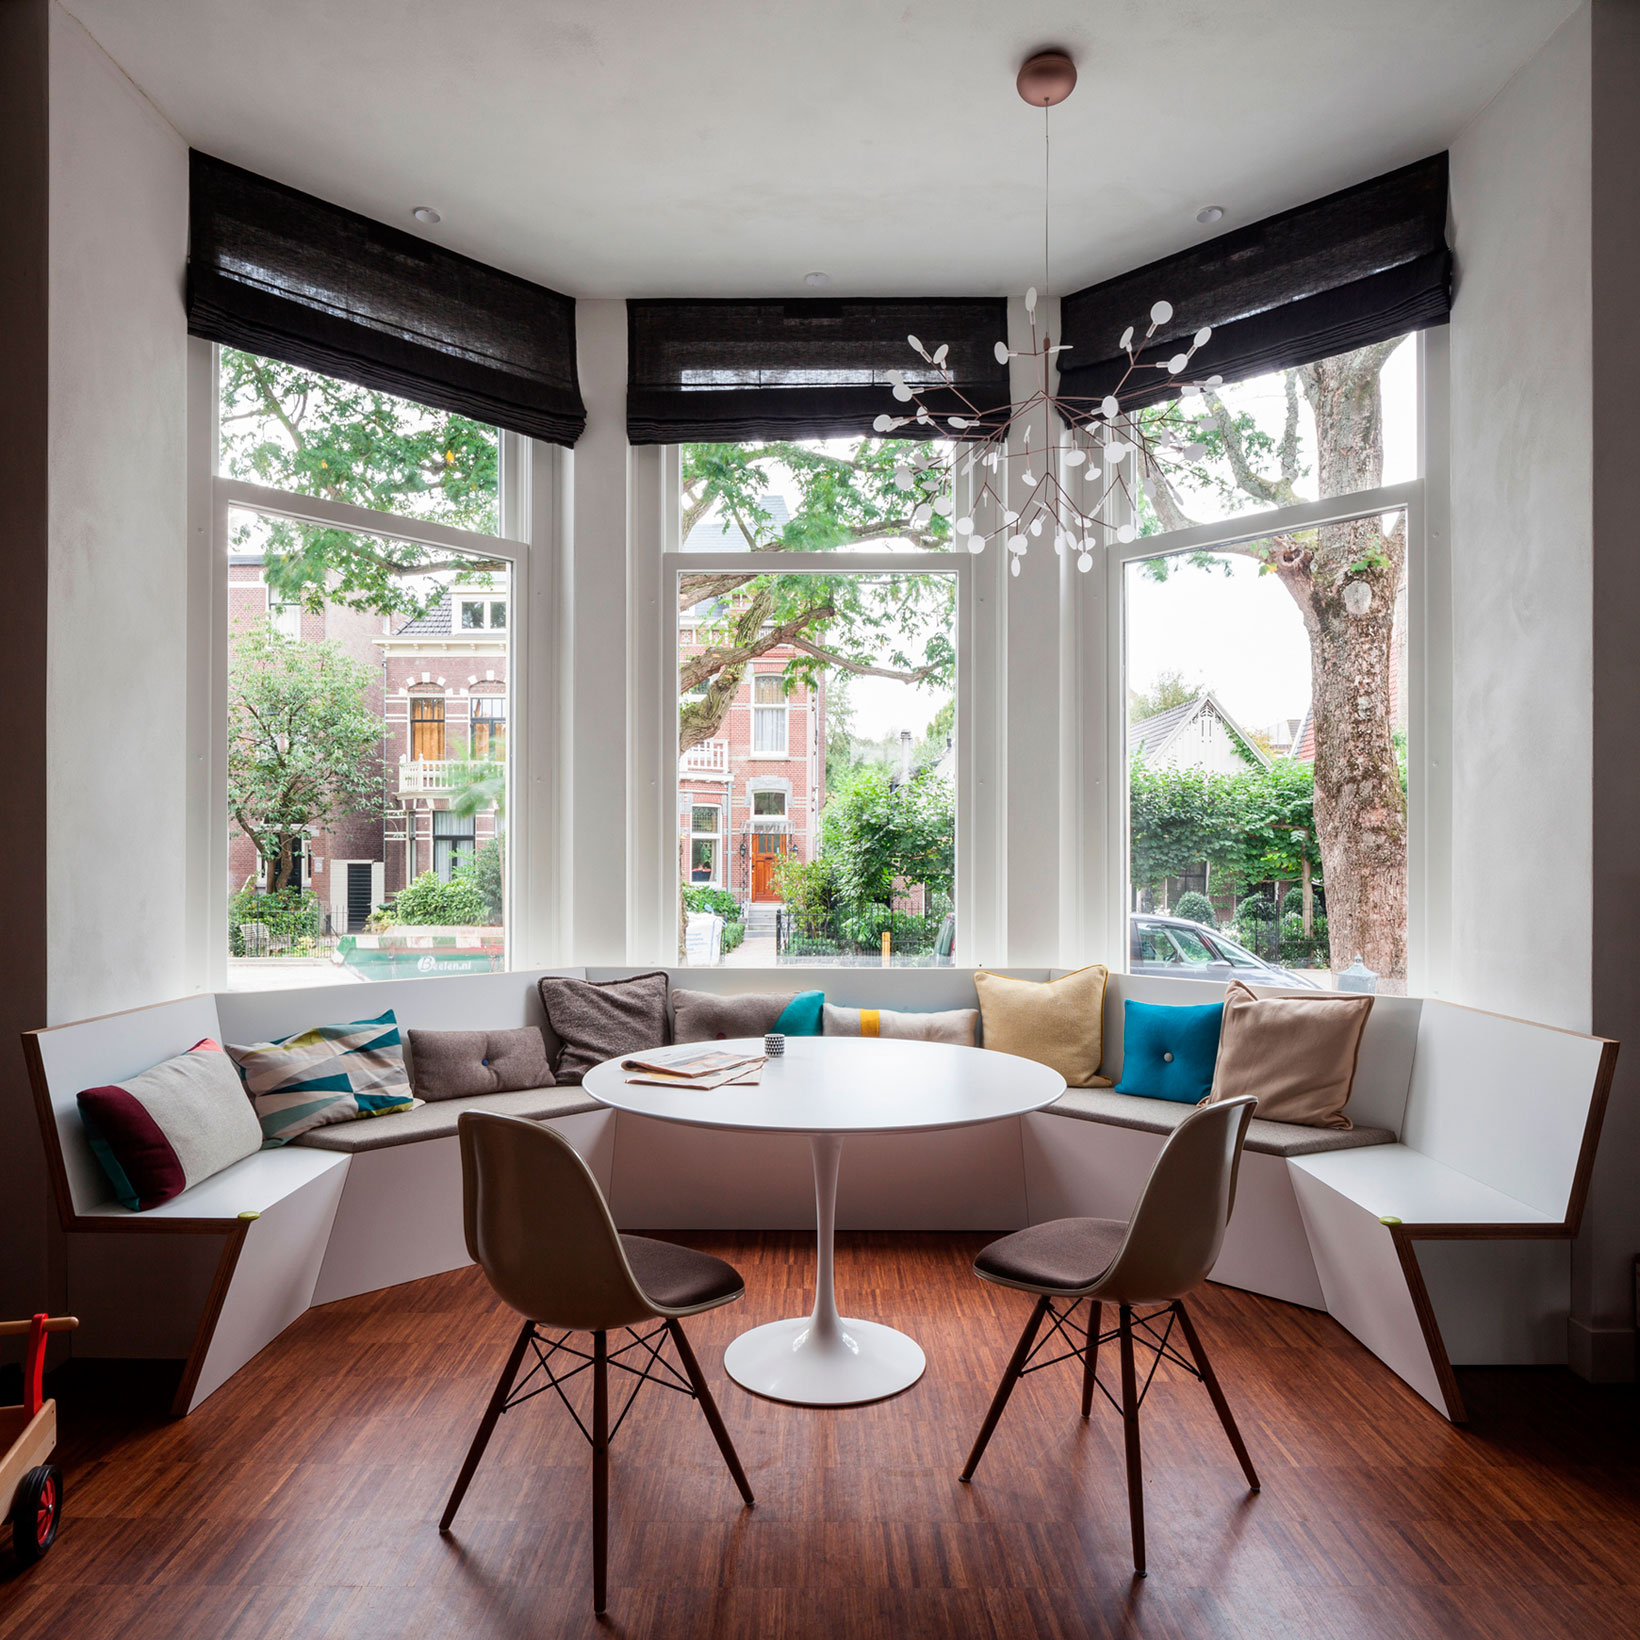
687;801;724;888
457;594;509;631
656;544;975;963
187;338;559;988
1099;328;1448;997
750;672;790;758
266;584;302;640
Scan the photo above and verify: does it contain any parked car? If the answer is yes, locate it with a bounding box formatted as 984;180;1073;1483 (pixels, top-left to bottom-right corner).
1130;913;1321;989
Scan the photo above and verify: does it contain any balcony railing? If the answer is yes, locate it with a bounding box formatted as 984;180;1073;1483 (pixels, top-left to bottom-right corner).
398;757;501;796
679;738;730;776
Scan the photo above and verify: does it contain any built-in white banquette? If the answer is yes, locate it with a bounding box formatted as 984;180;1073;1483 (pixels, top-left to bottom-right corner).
24;967;1614;1422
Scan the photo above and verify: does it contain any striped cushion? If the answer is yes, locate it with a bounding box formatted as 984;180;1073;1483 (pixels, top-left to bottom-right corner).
227;1011;418;1146
822;1004;977;1046
77;1038;265;1211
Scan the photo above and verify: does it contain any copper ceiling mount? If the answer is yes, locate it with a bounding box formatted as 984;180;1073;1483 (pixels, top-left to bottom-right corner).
1016;50;1077;108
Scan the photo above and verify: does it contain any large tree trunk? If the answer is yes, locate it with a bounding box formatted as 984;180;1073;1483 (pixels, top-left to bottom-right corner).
1283;350;1408;988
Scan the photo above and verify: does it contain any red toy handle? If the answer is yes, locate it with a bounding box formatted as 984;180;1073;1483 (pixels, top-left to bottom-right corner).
25;1313;47;1419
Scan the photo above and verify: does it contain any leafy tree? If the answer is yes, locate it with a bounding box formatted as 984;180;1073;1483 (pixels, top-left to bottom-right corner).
1138;341;1410;983
819;764;955;912
1130;667;1199;723
460;840;505;925
1128;761;1220;904
678;442;955;755
228;623;385;893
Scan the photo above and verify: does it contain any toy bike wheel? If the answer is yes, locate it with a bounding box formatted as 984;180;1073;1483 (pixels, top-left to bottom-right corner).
11;1464;63;1563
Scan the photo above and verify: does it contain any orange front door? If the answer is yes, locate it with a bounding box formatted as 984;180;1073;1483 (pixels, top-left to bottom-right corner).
751;833;786;900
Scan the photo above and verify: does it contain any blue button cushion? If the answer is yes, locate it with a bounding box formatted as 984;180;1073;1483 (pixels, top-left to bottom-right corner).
1113;999;1225;1104
773;991;825;1036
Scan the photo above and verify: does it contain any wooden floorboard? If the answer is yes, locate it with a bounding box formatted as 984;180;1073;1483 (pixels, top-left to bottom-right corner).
2;1232;1638;1639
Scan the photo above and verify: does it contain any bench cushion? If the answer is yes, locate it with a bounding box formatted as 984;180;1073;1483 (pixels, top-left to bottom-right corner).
291;1086;603;1152
1044;1087;1396;1157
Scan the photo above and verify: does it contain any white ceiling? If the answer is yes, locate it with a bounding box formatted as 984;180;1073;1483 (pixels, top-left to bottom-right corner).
65;0;1576;299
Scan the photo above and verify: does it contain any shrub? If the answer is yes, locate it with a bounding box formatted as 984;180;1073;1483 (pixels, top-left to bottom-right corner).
229;885;324;956
460;840;505;924
388;871;490;927
773;856;838;937
1235;892;1277;925
721;920;745;955
683;884;743;924
1171;890;1216;927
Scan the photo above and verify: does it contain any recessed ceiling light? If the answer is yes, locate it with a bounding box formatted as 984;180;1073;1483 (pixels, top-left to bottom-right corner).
804;271;831;288
412;206;443;226
1196;205;1225;225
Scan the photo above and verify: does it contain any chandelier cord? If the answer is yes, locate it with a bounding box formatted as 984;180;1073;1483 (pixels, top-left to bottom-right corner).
1042;101;1051;302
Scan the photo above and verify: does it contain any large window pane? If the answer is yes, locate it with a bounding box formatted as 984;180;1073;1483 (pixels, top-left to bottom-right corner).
678;552;956;967
1132;335;1416;538
1124;508;1409;994
227;508;509;987
219;348;500;536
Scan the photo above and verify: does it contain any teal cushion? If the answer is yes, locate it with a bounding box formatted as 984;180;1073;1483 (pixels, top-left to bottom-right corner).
774;991;825;1036
1113;999;1224;1104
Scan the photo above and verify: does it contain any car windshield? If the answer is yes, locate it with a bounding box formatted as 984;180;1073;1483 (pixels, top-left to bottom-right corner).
1209;931;1267;968
1168;927;1217;964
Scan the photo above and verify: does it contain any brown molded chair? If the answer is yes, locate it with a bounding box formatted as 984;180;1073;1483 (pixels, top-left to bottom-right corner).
961;1095;1260;1576
439;1111;754;1613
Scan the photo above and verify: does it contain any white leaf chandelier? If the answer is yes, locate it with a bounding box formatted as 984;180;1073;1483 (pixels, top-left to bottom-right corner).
873;51;1221;577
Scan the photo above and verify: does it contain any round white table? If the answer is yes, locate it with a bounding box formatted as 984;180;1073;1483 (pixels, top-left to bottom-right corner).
584;1035;1065;1406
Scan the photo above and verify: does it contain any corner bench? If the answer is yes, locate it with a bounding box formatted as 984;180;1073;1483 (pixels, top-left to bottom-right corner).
25;966;1614;1424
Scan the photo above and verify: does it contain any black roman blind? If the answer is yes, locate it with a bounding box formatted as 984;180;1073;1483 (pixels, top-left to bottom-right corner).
626;297;1012;445
187;151;585;446
1059;153;1451;411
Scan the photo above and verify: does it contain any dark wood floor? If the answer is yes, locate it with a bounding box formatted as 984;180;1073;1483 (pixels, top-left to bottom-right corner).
2;1233;1638;1640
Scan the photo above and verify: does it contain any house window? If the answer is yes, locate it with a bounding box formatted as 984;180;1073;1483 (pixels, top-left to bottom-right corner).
411;696;446;761
752;790;786;820
471;694;506;761
433;809;476;884
268;591;302;640
459;597;508;630
689;805;722;886
752;675;788;756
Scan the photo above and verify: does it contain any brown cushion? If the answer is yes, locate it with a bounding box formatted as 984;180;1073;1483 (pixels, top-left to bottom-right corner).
974;1217;1127;1292
407;1027;553;1101
672;989;793;1044
1208;981;1374;1130
538;971;671;1084
620;1235;744;1311
974;966;1111;1087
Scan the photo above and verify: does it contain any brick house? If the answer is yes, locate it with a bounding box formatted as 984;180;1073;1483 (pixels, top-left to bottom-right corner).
227;561;506;933
678;499;826;905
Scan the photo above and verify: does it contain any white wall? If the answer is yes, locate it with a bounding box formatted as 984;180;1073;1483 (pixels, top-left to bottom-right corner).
46;4;191;1024
1447;5;1593;1035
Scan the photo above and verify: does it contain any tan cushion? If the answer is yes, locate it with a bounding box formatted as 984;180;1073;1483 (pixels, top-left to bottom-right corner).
1208;981;1374;1129
672;989;793;1044
973;966;1110;1087
407;1027;554;1100
292;1086;601;1152
822;1003;977;1046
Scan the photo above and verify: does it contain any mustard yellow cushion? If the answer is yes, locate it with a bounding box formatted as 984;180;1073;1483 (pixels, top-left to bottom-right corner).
973;966;1111;1087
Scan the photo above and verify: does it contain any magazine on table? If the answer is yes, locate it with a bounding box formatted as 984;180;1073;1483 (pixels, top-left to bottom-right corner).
621;1048;765;1089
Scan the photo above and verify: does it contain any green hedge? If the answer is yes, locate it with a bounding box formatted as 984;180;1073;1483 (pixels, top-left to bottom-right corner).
229;886;324;956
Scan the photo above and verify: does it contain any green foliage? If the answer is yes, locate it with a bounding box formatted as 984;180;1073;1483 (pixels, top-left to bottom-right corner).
1170;890;1217;928
721;920;745;955
1236;893;1278;925
1130;667;1199;722
837;906;944;954
773;856;840;937
683;885;744;925
228;886;324;956
228;622;386;892
220;350;501;619
387;871;490;927
819;764;955;910
462;840;505;924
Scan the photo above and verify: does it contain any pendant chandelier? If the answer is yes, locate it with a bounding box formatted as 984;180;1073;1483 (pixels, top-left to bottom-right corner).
876;51;1221;576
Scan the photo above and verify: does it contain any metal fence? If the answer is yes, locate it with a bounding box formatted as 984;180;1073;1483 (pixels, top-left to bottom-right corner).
774;908;955;967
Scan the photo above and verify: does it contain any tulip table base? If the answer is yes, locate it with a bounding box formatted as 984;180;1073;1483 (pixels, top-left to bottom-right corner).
722;1134;927;1405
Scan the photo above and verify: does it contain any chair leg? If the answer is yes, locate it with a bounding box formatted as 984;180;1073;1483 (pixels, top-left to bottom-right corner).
592;1330;609;1615
961;1295;1050;1482
1081;1299;1103;1419
440;1318;533;1532
1118;1305;1146;1578
1172;1299;1260;1492
666;1318;754;1506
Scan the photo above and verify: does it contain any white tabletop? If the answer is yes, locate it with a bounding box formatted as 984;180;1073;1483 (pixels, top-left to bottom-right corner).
583;1035;1066;1136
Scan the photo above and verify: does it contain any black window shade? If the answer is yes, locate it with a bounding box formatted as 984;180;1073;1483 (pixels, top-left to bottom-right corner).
1059;153;1451;411
187;151;585;447
627;297;1011;445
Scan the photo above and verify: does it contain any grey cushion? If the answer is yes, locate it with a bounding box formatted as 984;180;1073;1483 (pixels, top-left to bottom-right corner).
292;1086;600;1152
976;1217;1127;1292
1043;1086;1397;1157
407;1027;554;1100
620;1235;744;1311
538;971;670;1083
672;988;792;1044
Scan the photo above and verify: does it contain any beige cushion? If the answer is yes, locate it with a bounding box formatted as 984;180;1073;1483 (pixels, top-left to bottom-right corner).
1208;981;1374;1129
974;966;1111;1087
292;1086;601;1152
672;989;793;1043
822;1003;977;1046
407;1027;554;1100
